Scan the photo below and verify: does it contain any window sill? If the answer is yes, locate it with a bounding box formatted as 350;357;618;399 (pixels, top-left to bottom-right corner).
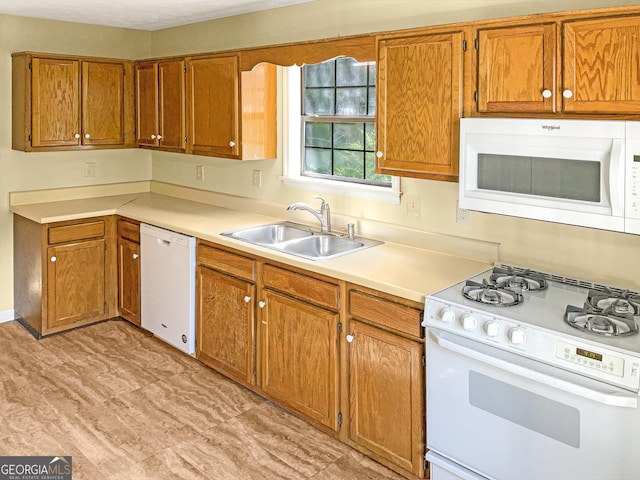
281;176;401;204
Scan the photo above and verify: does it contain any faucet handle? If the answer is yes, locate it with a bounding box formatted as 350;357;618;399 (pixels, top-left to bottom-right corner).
313;195;328;205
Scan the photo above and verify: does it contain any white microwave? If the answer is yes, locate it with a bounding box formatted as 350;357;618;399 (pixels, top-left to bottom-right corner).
459;118;640;235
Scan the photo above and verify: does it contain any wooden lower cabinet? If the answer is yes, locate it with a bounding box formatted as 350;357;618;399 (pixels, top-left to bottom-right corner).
117;218;141;325
13;214;117;337
259;288;340;430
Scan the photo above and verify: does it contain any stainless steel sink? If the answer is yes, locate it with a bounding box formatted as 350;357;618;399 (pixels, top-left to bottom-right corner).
223;221;313;245
221;222;382;261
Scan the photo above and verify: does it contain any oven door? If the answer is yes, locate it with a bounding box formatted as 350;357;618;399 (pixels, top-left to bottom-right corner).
427;328;640;480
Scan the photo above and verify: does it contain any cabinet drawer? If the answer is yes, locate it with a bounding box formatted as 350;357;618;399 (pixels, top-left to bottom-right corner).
262;264;339;311
349;290;423;338
48;220;105;245
118;219;140;243
197;244;256;281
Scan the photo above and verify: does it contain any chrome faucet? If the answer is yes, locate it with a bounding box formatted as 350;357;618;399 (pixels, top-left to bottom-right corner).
287;196;331;233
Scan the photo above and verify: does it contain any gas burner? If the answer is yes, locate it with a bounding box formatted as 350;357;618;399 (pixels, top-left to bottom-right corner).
565;305;638;337
462;280;523;307
490;267;548;292
587;289;640;316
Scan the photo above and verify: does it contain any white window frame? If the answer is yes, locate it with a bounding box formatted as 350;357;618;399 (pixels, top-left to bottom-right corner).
281;66;401;204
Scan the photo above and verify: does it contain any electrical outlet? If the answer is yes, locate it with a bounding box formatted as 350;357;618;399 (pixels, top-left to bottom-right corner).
252;169;262;188
406;194;421;217
196;165;204;182
83;162;95;177
456;201;471;224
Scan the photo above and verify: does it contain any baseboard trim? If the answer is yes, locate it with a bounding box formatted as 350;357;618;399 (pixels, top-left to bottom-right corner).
0;310;15;323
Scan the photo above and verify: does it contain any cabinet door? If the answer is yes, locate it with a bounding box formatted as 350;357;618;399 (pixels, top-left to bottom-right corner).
477;24;556;113
47;239;106;331
118;236;140;326
563;15;640;113
197;266;255;385
135;62;159;147
348;320;424;477
186;55;239;158
31;57;80;147
82;61;125;145
260;290;339;430
159;59;186;151
376;32;463;181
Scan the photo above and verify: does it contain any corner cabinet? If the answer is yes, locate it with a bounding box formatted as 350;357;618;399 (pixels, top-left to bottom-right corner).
117;218;141;326
135;59;186;151
13;215;117;337
376;30;464;181
345;285;425;478
185;54;277;160
12;52;135;151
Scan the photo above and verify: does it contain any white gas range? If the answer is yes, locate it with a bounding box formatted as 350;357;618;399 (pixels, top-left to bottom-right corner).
423;264;640;480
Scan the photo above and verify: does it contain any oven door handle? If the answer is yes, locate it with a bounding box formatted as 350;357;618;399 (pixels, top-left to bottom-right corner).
429;330;638;408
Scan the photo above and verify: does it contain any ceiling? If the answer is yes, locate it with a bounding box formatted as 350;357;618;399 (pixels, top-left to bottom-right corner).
0;0;316;31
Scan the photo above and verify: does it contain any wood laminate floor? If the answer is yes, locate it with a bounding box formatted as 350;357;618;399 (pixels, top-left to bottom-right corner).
0;319;405;480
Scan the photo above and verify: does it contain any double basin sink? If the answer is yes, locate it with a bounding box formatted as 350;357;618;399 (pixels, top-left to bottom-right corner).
221;222;382;261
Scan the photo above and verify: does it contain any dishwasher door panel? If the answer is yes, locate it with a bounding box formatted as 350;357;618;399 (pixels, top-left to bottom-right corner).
140;223;196;355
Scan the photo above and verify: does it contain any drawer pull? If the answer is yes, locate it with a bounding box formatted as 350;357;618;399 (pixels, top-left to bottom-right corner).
346;334;355;343
50;256;57;263
244;295;251;303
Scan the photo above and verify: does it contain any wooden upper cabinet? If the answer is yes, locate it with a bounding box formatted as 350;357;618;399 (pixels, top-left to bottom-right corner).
136;59;186;151
12;52;134;151
30;57;81;147
563;15;640;114
477;24;557;113
187;55;240;158
186;54;276;160
82;61;125;145
376;31;463;182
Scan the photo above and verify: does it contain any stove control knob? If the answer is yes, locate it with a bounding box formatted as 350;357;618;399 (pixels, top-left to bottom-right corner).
484;321;500;337
438;308;455;323
509;328;526;345
461;314;477;331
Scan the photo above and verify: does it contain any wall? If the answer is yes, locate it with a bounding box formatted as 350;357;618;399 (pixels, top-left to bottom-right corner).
150;0;640;290
0;15;152;312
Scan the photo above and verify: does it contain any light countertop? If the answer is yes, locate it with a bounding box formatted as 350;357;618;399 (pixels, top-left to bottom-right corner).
11;191;493;303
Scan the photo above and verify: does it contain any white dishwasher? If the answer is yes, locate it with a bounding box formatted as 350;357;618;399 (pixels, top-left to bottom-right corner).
140;223;196;355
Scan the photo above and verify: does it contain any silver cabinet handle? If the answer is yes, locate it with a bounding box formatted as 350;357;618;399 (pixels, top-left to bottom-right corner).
84;133;91;139
258;301;266;308
542;89;552;98
50;256;57;262
346;334;355;343
376;151;383;158
74;133;80;139
244;295;251;303
229;141;236;147
563;89;573;99
133;253;139;259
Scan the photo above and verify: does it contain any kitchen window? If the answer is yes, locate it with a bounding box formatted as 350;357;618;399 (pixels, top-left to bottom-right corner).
283;58;400;204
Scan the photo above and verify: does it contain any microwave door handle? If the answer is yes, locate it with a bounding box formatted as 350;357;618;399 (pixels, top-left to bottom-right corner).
428;329;637;408
610;138;624;217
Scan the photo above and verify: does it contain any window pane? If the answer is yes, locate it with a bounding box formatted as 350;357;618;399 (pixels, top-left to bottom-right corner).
336;87;368;115
304;148;332;175
367;87;376;116
365;122;376;151
334;150;365;179
368;64;376;86
305;61;335;87
336;58;368;87
334;123;364;150
305;89;335;115
365;152;392;183
305;122;332;148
